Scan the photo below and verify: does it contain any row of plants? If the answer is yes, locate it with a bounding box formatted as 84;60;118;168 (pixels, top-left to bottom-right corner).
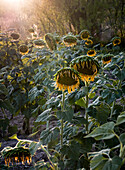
0;28;125;169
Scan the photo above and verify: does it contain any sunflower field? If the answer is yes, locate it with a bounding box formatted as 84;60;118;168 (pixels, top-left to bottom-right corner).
0;0;125;169
0;26;125;170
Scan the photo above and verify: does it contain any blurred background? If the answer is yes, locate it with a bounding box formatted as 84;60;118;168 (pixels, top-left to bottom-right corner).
0;0;124;42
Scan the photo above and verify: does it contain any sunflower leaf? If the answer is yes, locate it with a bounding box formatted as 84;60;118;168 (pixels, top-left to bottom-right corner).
85;122;115;140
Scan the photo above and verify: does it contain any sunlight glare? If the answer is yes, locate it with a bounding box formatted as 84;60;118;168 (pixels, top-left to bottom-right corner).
4;0;22;6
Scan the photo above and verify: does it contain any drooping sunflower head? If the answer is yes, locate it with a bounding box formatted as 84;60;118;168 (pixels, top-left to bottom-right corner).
112;37;121;46
33;39;45;48
0;38;3;45
1;146;32;167
19;44;29;55
87;49;96;57
63;35;77;47
55;35;61;44
71;55;100;82
44;33;57;51
102;54;114;64
11;33;20;41
80;30;90;40
28;28;35;34
54;67;80;93
85;39;93;47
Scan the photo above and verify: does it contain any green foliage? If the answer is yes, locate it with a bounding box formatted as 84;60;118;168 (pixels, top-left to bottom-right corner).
0;26;125;169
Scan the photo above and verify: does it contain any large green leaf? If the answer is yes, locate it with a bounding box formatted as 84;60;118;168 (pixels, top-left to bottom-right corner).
120;133;125;145
28;86;44;102
116;111;125;125
75;97;86;108
96;103;111;123
102;156;122;170
35;108;52;122
85;122;115;140
40;127;60;144
56;108;74;122
90;154;108;170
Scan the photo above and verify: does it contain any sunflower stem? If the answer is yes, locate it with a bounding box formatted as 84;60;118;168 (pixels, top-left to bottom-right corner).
85;81;89;134
60;91;65;160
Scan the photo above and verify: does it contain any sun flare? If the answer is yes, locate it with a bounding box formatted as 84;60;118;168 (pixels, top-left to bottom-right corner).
3;0;22;7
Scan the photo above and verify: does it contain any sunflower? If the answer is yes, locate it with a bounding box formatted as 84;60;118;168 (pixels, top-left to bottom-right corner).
112;37;121;46
2;146;32;167
85;39;93;47
54;68;80;93
10;33;20;41
28;28;35;34
87;49;96;57
63;35;77;47
80;30;90;40
102;54;114;64
34;39;45;48
71;55;100;82
19;44;29;55
44;33;57;51
55;35;61;44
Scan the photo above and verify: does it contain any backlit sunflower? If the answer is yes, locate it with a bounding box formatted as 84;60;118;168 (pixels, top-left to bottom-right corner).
34;39;45;48
87;49;96;57
63;35;77;47
85;39;93;47
102;54;114;64
44;33;57;51
55;35;61;44
19;44;29;55
80;30;90;40
71;55;100;82
1;146;32;167
10;33;20;41
28;28;35;34
112;37;121;46
54;68;80;93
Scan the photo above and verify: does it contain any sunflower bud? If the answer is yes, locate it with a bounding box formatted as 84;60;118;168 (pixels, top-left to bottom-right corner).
34;39;45;48
11;33;20;41
79;30;90;40
19;44;29;55
44;33;57;51
63;35;77;47
102;54;114;64
111;37;121;46
87;49;96;57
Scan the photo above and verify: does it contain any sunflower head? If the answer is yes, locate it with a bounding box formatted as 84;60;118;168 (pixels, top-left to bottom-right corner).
63;35;77;47
44;33;57;51
28;28;35;34
19;44;29;55
102;54;114;64
112;37;121;46
80;30;90;40
54;67;80;93
11;33;20;40
33;39;45;48
1;146;32;167
55;35;61;44
71;55;100;82
0;38;3;45
87;49;96;57
85;39;93;47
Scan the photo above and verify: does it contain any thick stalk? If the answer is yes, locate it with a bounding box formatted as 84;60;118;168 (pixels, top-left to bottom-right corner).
60;91;65;160
85;81;89;133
